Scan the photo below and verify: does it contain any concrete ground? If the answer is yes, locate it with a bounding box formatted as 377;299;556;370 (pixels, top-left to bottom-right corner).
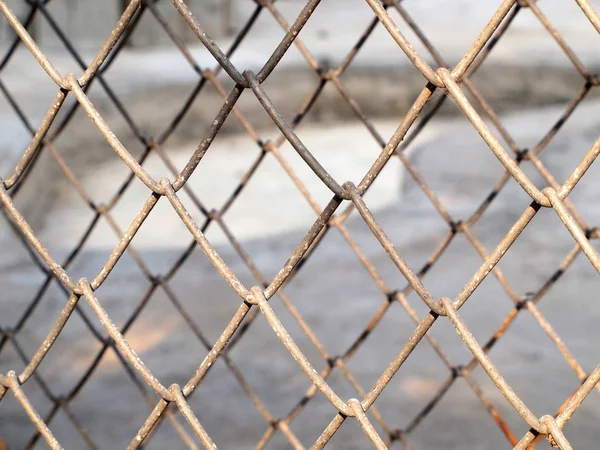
2;100;600;448
2;0;600;448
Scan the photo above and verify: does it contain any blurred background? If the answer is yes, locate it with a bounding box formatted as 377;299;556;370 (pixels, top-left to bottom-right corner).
1;0;600;448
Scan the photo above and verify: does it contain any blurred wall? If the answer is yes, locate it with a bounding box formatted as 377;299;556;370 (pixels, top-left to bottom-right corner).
0;0;232;51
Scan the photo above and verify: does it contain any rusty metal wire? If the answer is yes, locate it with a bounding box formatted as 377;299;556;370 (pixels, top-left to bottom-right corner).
1;0;600;449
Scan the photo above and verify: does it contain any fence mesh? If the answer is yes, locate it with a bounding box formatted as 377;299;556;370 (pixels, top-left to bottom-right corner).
1;0;600;449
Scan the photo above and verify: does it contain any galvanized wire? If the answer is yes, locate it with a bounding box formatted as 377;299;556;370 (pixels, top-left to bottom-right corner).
1;0;600;449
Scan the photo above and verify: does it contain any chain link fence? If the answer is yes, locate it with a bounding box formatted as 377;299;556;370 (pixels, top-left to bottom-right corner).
1;0;600;448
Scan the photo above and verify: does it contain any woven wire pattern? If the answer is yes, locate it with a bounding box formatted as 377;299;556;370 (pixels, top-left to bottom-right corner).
1;0;600;449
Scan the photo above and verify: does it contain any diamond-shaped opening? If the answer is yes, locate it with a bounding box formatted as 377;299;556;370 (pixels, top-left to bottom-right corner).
280;379;353;447
280;120;400;209
469;2;581;71
400;0;514;71
258;64;322;129
17;281;103;393
173;124;263;216
347;308;451;422
227;304;330;422
33;0;124;54
66;347;164;449
461;204;600;426
35;194;158;308
332;7;443;118
98;285;208;386
184;356;268;448
282;227;390;357
41;406;93;449
35;195;99;259
224;0;305;42
408;375;519;448
35;174;123;261
493;205;579;296
285;0;377;66
2;0;124;127
469;309;585;432
203;157;319;280
315;0;446;77
184;0;306;75
467;80;598;167
335;65;430;126
466;6;592;120
0;43;59;123
467;290;589;423
533;251;600;367
466;150;545;258
79;255;153;329
98;6;240;146
340;193;448;303
108;191;199;275
328;108;457;283
125;0;214;51
166;242;254;345
238;92;411;212
252;1;325;105
532;99;600;216
399;108;516;220
43;126;233;269
400;230;515;364
40;103;151;217
0;107;35;183
254;0;443;143
89;93;260;247
523;0;600;73
37;32;240;223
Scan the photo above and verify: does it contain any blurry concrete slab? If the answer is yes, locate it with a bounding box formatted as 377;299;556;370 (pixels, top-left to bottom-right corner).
1;99;599;448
